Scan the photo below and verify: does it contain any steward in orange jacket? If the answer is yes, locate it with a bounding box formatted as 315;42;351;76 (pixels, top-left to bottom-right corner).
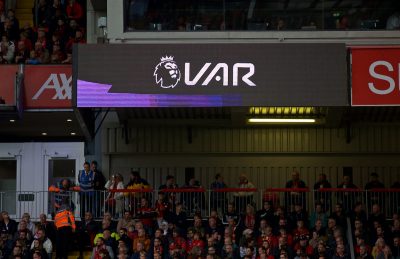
54;205;75;259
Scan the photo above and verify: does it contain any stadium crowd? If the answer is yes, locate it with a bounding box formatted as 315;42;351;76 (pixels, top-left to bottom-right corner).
0;162;399;259
0;0;85;65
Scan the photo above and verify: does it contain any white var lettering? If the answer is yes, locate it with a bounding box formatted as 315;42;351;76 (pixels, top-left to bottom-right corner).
368;61;398;95
32;73;72;100
184;63;256;86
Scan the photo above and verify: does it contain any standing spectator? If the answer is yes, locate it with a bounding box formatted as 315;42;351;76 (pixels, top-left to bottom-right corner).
54;205;75;259
331;203;347;229
285;171;307;212
78;161;96;218
233;174;255;213
91;160;106;216
181;177;205;215
6;9;19;34
337;175;359;212
313;173;332;212
126;170;151;214
2;18;18;41
66;0;83;23
105;174;125;218
365;173;385;212
210;174;228;212
159;175;179;208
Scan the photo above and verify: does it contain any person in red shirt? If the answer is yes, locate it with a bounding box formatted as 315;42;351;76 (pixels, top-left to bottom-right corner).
66;0;83;22
136;197;156;231
293;236;314;257
191;232;205;254
65;30;85;52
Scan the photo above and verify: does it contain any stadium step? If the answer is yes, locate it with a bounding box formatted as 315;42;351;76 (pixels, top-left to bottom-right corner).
16;0;34;10
16;0;34;28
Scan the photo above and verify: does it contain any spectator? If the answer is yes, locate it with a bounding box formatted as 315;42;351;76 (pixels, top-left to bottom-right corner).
0;211;17;235
29;239;49;259
233;174;255;213
126;170;151;213
48;178;78;212
92;161;106;216
331;203;347;230
105;174;125;218
223;202;240;225
50;43;65;63
313;173;332;212
181;177;205;215
15;40;30;64
77;211;98;259
368;204;386;231
210;174;228;212
19;214;34;238
2;18;19;42
372;238;387;258
255;200;274;229
392;235;399;258
136;197;156;232
91;237;114;259
0;34;15;63
386;12;400;30
337;175;359;212
6;9;19;35
159;175;179;208
285;171;307;211
19;31;32;51
37;214;55;244
117;212;135;233
33;0;48;26
66;0;84;23
332;243;349;259
310;203;328;229
78;161;96;218
167;202;187;233
365;173;385;211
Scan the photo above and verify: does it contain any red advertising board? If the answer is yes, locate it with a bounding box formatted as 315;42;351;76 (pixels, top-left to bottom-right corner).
24;65;72;109
0;65;18;105
352;47;400;106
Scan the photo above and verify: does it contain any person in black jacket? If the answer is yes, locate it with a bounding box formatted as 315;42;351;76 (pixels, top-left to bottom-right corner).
0;211;17;236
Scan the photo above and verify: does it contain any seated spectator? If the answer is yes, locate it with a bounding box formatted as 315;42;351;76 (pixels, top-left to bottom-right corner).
331;203;347;230
91;237;114;259
0;34;14;63
392;235;400;258
293;235;313;257
15;220;33;242
356;244;373;259
205;216;223;240
117;228;132;255
26;49;40;64
32;41;50;64
29;239;49;259
241;204;256;231
293;220;310;243
167;202;187;232
133;228;150;253
372;237;386;258
223;202;240;225
386;12;400;30
77;211;98;259
136;197;156;232
0;211;18;236
273;236;294;259
313;241;329;258
368;204;386;231
18;212;35;234
154;192;170;224
289;203;308;230
310;203;328;229
256;201;274;229
50;42;65;63
15;40;30;64
37;214;55;244
117;212;135;233
332;243;349;259
30;229;52;259
66;0;84;24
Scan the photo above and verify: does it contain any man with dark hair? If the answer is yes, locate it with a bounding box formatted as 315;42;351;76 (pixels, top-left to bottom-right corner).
78;161;96;218
91;160;106;216
365;173;385;211
314;173;332;212
210;174;228;212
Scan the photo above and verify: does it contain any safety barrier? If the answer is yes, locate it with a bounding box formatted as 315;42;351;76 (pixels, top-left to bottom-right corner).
0;188;399;220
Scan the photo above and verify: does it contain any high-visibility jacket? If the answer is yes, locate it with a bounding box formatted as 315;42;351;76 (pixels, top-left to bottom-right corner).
54;209;76;230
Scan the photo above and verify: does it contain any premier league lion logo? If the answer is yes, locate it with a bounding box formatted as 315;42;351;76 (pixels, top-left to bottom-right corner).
153;56;181;88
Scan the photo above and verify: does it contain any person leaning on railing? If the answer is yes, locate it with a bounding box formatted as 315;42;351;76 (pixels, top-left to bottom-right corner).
104;174;125;219
48;178;79;213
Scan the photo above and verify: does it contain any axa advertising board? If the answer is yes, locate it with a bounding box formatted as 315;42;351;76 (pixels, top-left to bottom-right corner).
351;47;400;106
0;65;72;109
75;43;348;107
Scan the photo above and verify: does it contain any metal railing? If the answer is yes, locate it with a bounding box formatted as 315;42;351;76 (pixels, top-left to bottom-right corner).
0;188;399;220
